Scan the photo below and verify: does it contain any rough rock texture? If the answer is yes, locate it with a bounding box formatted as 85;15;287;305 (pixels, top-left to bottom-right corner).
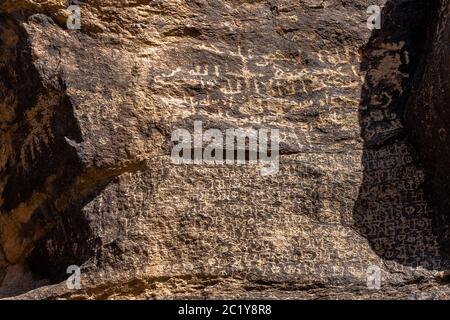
0;0;449;299
404;0;450;260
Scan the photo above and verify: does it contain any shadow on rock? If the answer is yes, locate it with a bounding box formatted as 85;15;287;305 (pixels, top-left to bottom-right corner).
353;0;450;271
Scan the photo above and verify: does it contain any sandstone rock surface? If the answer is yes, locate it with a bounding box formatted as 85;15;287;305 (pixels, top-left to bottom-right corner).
0;0;449;299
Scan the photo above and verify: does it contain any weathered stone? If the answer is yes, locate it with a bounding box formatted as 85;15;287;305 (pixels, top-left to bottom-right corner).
0;0;449;299
404;0;450;259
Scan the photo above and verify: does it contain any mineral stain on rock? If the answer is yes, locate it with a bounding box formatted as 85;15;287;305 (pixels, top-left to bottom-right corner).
0;0;449;299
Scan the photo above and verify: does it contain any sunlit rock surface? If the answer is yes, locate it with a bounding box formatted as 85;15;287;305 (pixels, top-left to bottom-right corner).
0;0;449;299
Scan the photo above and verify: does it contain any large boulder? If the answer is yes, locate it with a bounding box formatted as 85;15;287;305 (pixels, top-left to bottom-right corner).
0;0;448;299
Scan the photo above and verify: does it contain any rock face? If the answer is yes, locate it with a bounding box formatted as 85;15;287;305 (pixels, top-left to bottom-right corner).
405;0;450;260
0;0;448;299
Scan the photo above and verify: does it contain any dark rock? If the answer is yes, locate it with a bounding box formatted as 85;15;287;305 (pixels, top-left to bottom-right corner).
0;0;448;299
